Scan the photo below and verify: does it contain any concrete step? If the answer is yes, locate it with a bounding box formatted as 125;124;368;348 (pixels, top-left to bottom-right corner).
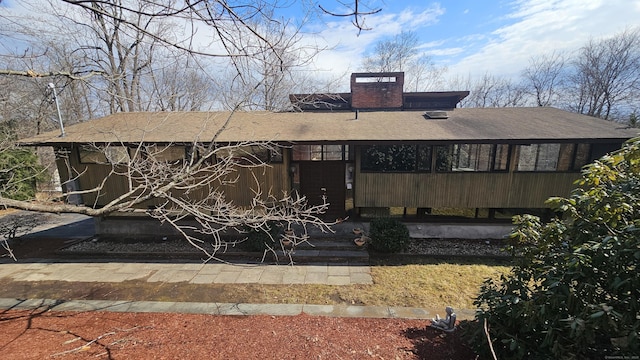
57;237;370;265
216;238;370;264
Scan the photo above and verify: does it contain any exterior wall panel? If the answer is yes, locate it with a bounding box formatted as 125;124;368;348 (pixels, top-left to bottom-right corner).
355;171;580;208
60;146;290;209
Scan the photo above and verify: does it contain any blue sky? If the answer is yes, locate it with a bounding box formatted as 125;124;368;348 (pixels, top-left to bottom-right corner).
3;0;640;87
281;0;640;84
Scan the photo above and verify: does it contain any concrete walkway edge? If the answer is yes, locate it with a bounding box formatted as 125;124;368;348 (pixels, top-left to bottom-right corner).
0;297;476;320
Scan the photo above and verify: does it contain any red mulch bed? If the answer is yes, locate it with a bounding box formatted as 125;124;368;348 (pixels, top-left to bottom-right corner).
0;309;477;359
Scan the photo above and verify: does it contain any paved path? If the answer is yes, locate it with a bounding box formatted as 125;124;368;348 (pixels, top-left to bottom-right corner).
0;261;372;285
0;298;441;320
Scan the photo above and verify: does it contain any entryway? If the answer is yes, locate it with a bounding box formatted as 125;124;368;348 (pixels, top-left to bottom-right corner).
299;162;346;221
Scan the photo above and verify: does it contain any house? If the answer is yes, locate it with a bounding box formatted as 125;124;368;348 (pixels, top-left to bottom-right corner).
20;72;638;233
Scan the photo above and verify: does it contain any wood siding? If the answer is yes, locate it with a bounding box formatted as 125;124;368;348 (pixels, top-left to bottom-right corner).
355;171;580;208
60;145;290;209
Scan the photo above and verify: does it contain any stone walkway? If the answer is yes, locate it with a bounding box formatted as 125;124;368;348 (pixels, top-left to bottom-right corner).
0;261;372;285
0;298;436;320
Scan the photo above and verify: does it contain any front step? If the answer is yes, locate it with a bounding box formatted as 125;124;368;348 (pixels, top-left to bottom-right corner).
224;237;369;265
58;237;369;265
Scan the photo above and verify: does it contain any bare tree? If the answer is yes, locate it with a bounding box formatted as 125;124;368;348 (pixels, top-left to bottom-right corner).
361;31;446;91
565;28;640;120
143;58;214;111
0;0;339;261
452;73;528;108
522;52;567;107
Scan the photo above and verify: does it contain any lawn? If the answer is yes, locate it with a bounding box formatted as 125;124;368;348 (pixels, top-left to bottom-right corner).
0;258;510;310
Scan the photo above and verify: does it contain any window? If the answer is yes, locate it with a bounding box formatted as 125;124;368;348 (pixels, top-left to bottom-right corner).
516;143;583;171
79;146;130;164
493;144;509;171
556;144;575;171
324;145;344;160
416;145;432;171
146;145;186;163
362;145;422;172
292;145;349;161
216;145;271;164
435;144;502;172
573;144;591;170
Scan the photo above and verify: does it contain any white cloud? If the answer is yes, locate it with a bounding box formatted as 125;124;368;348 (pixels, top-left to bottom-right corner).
448;0;640;79
425;47;465;57
304;4;446;77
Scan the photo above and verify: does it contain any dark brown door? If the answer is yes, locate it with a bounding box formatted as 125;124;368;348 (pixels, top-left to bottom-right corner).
299;162;345;220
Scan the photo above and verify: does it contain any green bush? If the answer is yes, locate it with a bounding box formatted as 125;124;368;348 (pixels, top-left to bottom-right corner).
240;222;281;251
0;148;47;201
369;217;409;253
464;138;640;359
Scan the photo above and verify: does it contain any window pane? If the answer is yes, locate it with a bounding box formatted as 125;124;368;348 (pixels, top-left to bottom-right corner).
517;144;561;171
477;144;494;171
454;144;493;171
345;145;353;160
438;144;493;172
292;145;311;160
517;145;537;171
435;145;453;172
557;144;575;171
148;145;185;162
416;145;432;171
454;144;471;169
216;145;270;164
573;143;591;170
79;148;107;164
536;143;560;170
293;145;345;161
324;145;343;160
493;144;509;171
270;149;283;163
310;145;322;161
80;146;130;164
362;145;416;172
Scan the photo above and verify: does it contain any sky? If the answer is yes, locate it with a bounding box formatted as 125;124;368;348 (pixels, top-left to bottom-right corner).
281;0;640;85
2;0;640;88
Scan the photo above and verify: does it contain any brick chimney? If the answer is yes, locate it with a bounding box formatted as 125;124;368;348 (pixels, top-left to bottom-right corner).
350;72;404;110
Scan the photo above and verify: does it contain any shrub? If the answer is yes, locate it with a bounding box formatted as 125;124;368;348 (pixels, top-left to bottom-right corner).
0;148;47;201
240;222;281;251
369;217;409;253
464;138;640;359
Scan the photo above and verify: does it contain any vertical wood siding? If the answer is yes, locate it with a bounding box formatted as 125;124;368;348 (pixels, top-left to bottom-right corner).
355;171;580;208
63;146;290;208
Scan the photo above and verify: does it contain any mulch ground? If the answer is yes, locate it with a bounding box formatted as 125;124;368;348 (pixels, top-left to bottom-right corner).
0;308;477;359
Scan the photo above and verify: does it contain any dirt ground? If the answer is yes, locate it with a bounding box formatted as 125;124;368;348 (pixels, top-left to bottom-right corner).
0;308;477;359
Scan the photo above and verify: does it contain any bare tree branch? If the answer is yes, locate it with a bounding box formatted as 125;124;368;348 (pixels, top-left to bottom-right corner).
319;0;381;35
0;69;102;80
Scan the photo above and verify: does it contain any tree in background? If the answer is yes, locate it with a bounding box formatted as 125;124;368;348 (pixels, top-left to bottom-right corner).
567;28;640;120
466;137;640;359
521;51;567;107
0;0;342;262
0;121;47;201
519;28;640;121
361;31;446;91
452;73;528;108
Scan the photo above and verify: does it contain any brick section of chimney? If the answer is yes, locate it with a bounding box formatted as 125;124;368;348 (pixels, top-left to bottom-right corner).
350;72;404;110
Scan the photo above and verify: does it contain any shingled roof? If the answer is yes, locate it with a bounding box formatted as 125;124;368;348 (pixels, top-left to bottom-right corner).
19;107;638;146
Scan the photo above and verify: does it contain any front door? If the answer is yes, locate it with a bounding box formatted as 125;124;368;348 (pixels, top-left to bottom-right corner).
299;162;346;221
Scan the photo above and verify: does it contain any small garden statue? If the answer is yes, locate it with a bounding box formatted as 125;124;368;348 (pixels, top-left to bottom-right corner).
430;306;456;332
